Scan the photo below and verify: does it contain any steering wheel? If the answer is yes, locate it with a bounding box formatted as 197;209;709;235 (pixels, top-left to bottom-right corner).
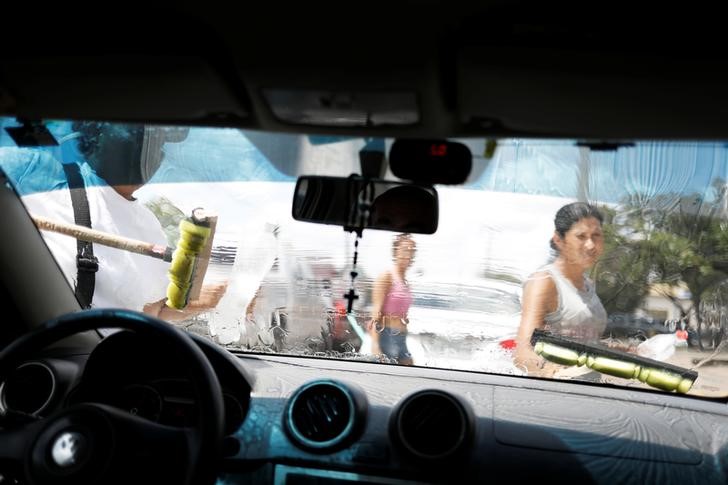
0;309;224;485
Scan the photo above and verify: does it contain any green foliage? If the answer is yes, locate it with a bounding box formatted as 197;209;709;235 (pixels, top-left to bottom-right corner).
593;179;728;317
592;207;652;313
143;195;186;248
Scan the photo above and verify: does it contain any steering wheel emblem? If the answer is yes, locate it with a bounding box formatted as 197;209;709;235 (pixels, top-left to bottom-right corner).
51;431;86;468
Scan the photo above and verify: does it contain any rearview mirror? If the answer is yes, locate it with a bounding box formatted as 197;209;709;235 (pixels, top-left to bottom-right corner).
292;176;438;234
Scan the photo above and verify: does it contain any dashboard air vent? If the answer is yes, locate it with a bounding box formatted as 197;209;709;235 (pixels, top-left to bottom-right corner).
391;389;472;460
0;362;56;416
284;380;366;451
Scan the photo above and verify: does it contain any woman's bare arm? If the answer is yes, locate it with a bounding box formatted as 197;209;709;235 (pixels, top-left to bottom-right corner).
514;272;559;375
369;271;392;353
143;283;228;322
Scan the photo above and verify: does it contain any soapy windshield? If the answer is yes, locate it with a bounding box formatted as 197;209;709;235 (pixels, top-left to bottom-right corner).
1;117;727;398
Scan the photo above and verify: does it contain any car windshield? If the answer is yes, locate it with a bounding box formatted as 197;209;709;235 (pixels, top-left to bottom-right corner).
2;117;727;398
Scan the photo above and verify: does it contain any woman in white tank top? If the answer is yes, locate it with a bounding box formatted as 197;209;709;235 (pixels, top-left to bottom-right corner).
514;202;608;376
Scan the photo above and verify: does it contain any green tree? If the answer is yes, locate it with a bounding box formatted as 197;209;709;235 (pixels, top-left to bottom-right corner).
591;206;652;314
593;179;728;349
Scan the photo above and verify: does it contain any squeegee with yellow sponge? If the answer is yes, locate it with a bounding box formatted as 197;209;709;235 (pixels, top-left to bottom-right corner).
165;208;217;309
532;329;698;394
31;207;218;310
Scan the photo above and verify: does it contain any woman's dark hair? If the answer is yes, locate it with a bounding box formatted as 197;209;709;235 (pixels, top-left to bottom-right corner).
550;202;603;251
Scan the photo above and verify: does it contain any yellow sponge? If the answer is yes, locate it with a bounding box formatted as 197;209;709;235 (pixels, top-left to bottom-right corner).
165;217;211;309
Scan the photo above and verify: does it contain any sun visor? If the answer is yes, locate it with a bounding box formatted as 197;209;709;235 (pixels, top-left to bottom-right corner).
458;46;728;138
0;56;248;123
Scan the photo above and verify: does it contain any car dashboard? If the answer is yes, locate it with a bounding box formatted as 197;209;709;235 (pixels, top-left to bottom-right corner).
225;353;728;485
3;329;727;485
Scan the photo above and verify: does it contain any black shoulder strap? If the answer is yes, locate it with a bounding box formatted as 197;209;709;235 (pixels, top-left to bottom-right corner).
62;163;98;308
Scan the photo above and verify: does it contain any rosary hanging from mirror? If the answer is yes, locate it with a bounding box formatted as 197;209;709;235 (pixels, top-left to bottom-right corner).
343;179;374;314
343;236;361;314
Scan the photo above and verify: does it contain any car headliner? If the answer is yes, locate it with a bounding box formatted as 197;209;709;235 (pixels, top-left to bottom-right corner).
2;2;728;139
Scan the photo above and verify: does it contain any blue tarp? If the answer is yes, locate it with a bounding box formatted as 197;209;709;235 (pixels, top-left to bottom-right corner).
0;118;293;195
2;117;727;207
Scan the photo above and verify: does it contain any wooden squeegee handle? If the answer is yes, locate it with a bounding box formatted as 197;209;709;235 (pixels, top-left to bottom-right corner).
31;214;173;262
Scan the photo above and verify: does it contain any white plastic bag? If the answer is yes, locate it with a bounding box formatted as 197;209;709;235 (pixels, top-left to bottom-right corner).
636;333;678;362
347;314;374;355
208;222;278;345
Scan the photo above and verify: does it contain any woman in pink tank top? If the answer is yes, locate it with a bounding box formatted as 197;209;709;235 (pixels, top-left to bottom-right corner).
369;233;416;365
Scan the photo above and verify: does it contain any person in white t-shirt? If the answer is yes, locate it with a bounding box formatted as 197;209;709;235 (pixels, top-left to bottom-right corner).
0;121;225;320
